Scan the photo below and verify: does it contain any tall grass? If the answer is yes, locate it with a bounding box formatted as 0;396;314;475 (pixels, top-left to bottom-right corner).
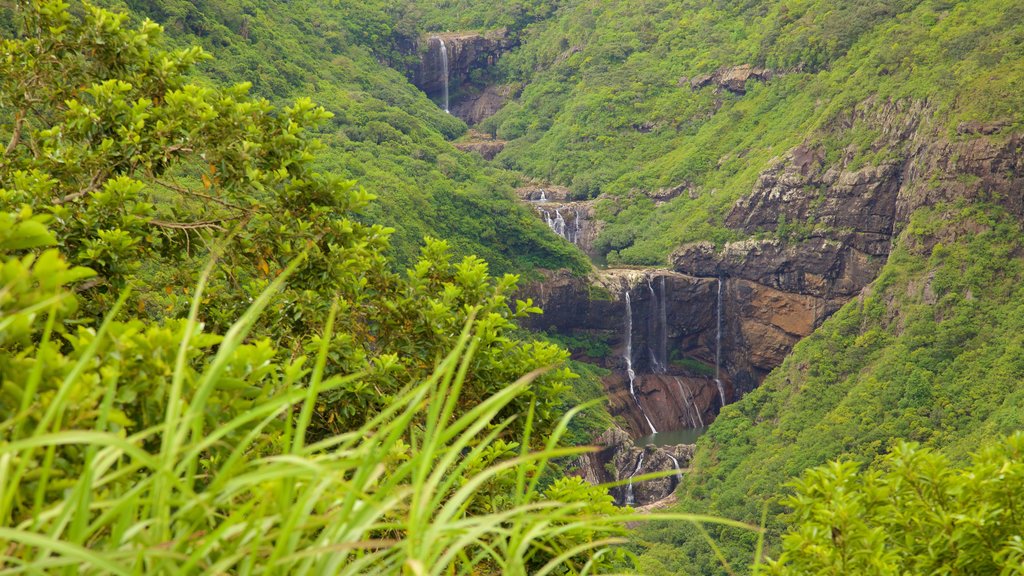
0;260;757;574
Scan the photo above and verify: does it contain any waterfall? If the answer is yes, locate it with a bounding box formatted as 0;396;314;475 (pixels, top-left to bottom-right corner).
714;278;727;407
667;453;684;481
438;38;450;113
624;451;645;506
538;205;584;246
538;188;548;202
552;208;566;237
625;291;657;434
646;277;666;374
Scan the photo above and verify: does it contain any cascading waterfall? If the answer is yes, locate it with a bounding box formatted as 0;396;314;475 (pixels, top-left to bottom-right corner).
538;188;548;202
666;453;684;481
714;277;727;407
538;206;584;246
553;208;566;237
625;291;657;434
438;38;450;113
624;451;645;506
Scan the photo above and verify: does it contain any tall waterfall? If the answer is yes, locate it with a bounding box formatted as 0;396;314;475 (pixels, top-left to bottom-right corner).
438;38;450;113
624;451;645;506
646;276;668;373
714;278;727;407
625;291;657;434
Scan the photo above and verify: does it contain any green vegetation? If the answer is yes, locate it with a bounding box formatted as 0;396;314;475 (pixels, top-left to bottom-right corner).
5;0;1024;574
0;3;634;571
484;0;1024;264
635;203;1024;573
762;434;1024;575
86;0;588;274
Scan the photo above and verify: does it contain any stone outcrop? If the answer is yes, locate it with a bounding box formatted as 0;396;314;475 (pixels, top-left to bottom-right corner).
414;30;513;120
453;130;506;160
450;84;514;125
517;184;573;203
519;269;729;437
573;426;695;506
688;64;774;94
667;98;1023;394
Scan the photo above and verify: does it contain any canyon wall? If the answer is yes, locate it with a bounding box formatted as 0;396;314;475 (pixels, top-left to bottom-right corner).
413;31;513;123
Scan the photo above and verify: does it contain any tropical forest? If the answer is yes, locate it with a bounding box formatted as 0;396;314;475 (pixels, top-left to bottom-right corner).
2;0;1023;573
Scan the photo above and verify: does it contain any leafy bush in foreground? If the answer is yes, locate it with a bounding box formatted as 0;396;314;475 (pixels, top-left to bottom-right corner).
762;434;1024;575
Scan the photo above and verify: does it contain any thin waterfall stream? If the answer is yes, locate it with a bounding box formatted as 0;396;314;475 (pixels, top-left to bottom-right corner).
624;291;657;434
714;277;727;407
624;451;645;506
439;38;449;113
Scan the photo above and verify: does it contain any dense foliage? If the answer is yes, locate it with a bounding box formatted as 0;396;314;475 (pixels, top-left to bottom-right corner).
483;0;1024;264
85;0;589;273
762;434;1024;575
0;2;635;572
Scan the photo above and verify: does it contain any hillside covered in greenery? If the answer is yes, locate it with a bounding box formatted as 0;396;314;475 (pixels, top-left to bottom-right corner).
79;0;589;273
3;0;1024;574
485;0;1023;264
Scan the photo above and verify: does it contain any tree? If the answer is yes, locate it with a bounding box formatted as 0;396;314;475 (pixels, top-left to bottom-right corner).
760;434;1024;575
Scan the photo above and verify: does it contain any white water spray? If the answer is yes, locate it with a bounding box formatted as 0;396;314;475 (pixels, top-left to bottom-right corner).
625;291;657;434
667;453;684;481
438;38;450;113
714;278;727;407
624;451;645;506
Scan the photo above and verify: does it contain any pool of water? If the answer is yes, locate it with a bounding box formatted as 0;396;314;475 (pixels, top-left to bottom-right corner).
635;427;708;447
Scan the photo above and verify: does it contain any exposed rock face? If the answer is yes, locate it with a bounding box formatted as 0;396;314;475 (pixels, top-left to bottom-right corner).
689;64;774;94
668;98;1023;394
530;200;601;258
520;269;729;436
604;372;718;437
450;84;513;125
573;426;695;506
414;31;513;118
517;184;573;203
453;130;506;160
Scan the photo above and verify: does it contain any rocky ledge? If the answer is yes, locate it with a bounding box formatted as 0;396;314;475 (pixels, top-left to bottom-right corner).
686;64;775;94
453;130;506;160
573;426;695;507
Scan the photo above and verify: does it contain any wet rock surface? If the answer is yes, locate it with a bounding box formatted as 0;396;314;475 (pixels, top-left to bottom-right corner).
414;30;513;119
573;426;695;507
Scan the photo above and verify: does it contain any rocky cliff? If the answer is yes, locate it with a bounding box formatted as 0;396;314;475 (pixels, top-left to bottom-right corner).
573;426;695;507
669;98;1023;394
413;30;513;123
520;269;728;437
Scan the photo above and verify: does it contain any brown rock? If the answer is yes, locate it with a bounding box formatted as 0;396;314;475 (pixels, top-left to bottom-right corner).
688;64;774;94
450;84;512;125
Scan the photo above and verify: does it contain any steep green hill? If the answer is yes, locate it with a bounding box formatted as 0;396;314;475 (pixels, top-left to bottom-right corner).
456;0;1024;571
485;0;1024;264
89;0;587;273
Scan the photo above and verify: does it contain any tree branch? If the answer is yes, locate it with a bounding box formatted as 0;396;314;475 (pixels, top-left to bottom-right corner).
55;170;105;204
153;178;250;212
148;217;246;231
4;109;24;156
